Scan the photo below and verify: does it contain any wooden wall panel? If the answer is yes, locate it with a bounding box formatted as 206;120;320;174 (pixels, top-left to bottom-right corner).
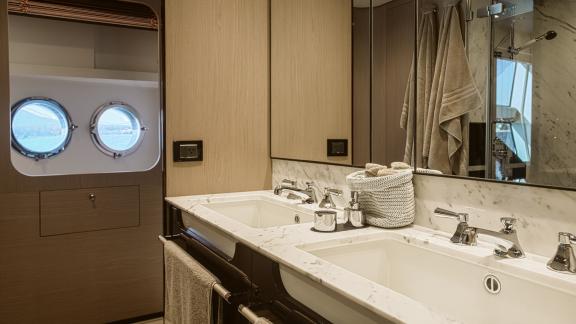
271;0;352;165
352;7;371;166
0;187;163;323
372;0;415;165
0;1;163;322
165;0;271;196
40;186;140;236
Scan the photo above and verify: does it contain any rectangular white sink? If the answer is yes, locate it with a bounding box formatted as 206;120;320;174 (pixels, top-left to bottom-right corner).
201;197;314;228
302;236;576;324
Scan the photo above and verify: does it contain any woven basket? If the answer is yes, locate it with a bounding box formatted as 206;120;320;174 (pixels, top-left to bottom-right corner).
346;170;415;228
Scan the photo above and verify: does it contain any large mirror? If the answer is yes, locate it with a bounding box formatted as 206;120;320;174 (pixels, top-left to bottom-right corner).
411;0;576;189
271;0;576;190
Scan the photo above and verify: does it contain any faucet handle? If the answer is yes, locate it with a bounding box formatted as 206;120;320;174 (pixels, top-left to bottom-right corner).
434;207;468;223
281;179;297;186
558;232;576;245
500;217;517;231
324;187;343;196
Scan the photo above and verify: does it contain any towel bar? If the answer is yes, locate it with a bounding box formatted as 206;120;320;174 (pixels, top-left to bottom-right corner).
238;304;265;323
213;283;232;303
160;234;251;305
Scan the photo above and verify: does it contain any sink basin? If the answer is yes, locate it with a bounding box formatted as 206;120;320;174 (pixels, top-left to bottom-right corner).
301;235;576;324
201;197;314;228
178;193;317;258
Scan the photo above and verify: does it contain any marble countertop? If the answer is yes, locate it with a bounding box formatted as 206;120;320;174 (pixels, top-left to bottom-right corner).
166;191;576;324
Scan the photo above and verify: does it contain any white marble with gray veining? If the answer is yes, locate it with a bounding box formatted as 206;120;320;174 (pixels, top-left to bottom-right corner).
272;159;576;256
166;187;576;324
166;191;460;324
529;0;576;187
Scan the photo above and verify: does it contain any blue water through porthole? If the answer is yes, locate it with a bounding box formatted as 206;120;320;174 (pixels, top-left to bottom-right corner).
11;97;73;159
90;102;144;158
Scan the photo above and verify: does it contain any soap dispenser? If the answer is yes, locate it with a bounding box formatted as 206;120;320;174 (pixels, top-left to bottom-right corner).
345;191;365;228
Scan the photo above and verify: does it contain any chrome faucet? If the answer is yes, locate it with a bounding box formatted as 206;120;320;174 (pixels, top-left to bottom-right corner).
318;188;343;209
547;232;576;274
274;179;317;204
274;179;297;195
434;207;525;258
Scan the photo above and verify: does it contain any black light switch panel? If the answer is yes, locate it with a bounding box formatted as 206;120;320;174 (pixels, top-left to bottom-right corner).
173;140;203;162
327;139;348;157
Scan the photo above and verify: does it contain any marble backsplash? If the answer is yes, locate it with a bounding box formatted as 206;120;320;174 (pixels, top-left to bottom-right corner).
272;158;576;257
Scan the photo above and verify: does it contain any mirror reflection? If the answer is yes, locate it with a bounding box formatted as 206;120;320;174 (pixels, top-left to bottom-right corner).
271;0;415;167
270;0;576;189
411;0;576;189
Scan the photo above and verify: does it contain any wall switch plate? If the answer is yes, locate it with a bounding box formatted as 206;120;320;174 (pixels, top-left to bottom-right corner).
327;139;348;157
173;141;203;162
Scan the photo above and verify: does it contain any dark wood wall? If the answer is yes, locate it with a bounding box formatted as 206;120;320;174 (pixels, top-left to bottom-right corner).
0;1;164;322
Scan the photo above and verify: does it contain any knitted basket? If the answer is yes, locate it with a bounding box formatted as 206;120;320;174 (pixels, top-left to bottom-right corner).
346;170;415;228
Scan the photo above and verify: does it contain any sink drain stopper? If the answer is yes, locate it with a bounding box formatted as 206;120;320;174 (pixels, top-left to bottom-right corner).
483;274;501;294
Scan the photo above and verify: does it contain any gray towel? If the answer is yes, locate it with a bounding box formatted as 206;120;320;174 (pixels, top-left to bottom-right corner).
163;239;220;324
426;5;482;175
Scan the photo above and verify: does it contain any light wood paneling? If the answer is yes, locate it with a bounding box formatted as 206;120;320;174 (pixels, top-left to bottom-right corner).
372;0;414;165
165;0;271;197
40;186;140;236
271;0;352;165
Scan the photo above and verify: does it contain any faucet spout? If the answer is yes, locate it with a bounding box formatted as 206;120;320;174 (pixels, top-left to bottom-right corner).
274;180;318;204
435;208;525;259
471;226;525;258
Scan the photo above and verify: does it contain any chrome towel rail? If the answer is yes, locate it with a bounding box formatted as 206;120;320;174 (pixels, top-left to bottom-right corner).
213;283;232;304
238;304;271;323
159;235;232;304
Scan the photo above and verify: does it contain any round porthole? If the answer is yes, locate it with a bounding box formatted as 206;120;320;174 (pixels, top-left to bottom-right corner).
90;102;146;158
11;97;76;160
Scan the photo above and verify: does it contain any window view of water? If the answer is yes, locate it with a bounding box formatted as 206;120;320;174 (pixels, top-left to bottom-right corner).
97;106;141;152
11;100;69;154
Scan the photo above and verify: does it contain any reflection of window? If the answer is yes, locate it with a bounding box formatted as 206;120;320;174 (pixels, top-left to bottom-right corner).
495;58;532;162
11;97;75;160
90;102;145;158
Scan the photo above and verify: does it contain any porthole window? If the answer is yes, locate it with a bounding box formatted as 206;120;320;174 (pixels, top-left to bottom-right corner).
90;102;146;158
11;97;76;160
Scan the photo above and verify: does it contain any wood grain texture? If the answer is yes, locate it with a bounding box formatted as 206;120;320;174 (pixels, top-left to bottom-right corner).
352;7;371;166
40;186;140;236
271;0;352;165
0;186;163;323
165;0;271;196
372;0;414;165
0;1;163;322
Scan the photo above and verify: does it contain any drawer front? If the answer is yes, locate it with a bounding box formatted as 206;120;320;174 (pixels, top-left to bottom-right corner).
40;186;140;236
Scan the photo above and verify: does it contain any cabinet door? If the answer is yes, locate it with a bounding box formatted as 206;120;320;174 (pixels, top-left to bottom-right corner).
40;186;140;236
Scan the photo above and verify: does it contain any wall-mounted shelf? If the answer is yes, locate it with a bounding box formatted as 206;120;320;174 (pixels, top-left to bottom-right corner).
9;63;159;87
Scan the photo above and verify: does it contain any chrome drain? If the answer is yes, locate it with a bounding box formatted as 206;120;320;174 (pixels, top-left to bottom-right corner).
483;274;501;294
294;214;301;224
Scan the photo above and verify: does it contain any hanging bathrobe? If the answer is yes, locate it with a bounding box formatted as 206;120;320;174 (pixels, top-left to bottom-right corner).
401;8;438;168
425;4;481;175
